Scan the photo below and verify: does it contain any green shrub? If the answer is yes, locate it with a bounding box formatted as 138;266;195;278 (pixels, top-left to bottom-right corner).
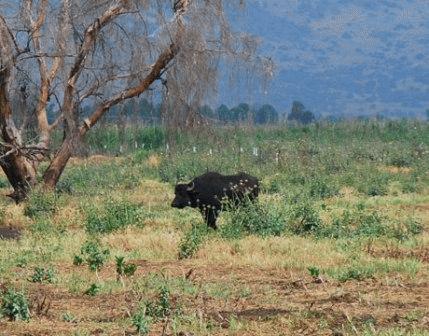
358;174;389;196
332;264;375;282
144;285;171;319
178;223;209;259
84;199;143;234
318;208;387;239
221;200;286;239
0;289;30;321
29;266;57;284
85;283;102;296
307;266;320;278
29;218;56;235
24;190;60;219
317;206;422;241
389;154;413;168
286;201;322;235
390;218;423;242
0;177;9;188
132;310;152;335
115;256;137;279
308;179;338;199
74;241;110;272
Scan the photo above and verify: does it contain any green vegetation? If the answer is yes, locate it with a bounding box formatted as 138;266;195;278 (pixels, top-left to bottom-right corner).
73;240;110;273
115;256;137;279
84;199;143;234
178;223;210;259
0;289;30;321
0;120;427;335
29;266;57;284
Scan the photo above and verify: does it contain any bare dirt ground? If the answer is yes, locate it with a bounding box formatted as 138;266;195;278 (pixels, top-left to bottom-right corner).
1;260;428;336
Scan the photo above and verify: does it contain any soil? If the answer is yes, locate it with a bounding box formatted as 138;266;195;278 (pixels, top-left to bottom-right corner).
0;261;428;336
0;226;22;240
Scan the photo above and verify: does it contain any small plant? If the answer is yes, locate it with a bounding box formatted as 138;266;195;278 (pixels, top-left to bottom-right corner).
62;312;77;323
0;288;30;321
334;265;375;283
307;266;320;278
73;255;84;266
142;284;172;319
85;283;102;296
158;285;171;318
29;266;57;284
132;309;152;335
178;223;209;259
115;256;138;282
391;218;423;242
29;218;56;235
74;241;110;274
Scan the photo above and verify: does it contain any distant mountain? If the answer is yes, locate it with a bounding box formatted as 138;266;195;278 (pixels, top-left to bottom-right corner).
220;0;429;118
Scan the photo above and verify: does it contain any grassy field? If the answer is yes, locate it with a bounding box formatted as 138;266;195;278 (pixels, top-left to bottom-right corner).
0;121;428;336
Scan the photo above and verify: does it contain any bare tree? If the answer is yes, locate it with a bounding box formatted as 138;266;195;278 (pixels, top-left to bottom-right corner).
0;0;272;202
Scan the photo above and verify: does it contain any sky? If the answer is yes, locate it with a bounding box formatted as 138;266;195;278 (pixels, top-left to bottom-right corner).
221;0;429;118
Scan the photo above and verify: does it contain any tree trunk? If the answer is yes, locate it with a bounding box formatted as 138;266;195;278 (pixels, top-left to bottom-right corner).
0;154;38;203
42;134;77;189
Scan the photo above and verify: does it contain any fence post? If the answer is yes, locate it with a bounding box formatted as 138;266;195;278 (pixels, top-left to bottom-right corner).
252;147;258;157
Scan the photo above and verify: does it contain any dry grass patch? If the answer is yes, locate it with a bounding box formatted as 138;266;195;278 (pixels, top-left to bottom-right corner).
379;165;413;174
147;154;161;168
195;236;346;270
68;154;123;166
128;179;172;205
102;227;180;261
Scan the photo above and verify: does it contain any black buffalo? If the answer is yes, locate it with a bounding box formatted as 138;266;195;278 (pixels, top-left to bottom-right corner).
171;171;259;229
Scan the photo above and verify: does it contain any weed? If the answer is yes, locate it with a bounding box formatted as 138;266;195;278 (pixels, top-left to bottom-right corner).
85;283;102;296
221;199;286;238
309;178;339;199
29;218;56;235
74;240;110;272
84;199;143;234
63;312;77;323
390;218;423;242
0;288;30;321
24;190;60;219
29;266;57;284
287;201;322;235
333;264;375;282
307;266;320;278
143;284;174;319
132;309;152;335
115;256;137;280
178;223;209;259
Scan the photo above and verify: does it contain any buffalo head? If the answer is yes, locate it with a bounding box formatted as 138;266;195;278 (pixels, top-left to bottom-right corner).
171;182;196;208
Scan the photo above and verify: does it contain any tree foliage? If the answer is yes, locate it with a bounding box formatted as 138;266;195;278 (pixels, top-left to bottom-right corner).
288;101;315;125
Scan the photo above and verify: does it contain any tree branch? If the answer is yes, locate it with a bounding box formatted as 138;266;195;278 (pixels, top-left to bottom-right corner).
80;44;178;135
62;1;129;131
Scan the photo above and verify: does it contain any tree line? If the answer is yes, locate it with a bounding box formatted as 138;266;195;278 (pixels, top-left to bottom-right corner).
67;99;316;126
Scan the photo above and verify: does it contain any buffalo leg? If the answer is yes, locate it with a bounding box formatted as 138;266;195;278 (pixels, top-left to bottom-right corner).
203;208;218;229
